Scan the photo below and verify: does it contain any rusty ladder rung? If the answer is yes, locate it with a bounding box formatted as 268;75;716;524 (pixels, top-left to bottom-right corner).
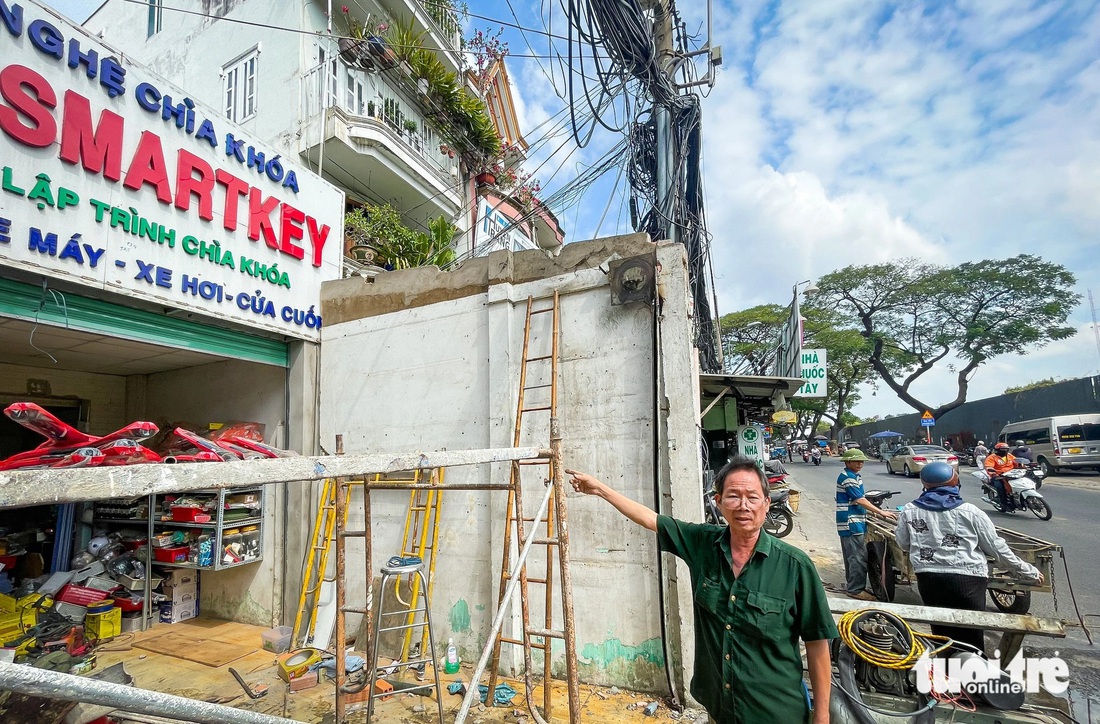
520;406;552;413
339;530;367;538
529;307;555;315
523;384;553;391
340;606;369;615
526;355;554;362
526;628;565;640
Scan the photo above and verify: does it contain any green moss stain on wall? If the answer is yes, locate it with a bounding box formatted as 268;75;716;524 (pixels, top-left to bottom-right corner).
449;599;472;633
576;638;666;690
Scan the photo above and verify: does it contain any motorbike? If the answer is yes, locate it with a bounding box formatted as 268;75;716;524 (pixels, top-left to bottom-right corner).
972;469;1052;520
1020;460;1045;489
802;449;810;463
811;449;822;466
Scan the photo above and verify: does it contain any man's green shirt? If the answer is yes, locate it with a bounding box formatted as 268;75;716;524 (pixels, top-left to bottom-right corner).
657;515;838;723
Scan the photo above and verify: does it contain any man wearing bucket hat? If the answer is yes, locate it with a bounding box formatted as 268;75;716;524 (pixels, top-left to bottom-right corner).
896;462;1041;653
836;448;897;600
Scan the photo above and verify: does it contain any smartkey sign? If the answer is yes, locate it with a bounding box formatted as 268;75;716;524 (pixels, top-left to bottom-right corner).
0;1;343;341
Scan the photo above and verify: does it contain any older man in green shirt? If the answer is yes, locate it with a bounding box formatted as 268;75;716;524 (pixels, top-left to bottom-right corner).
568;456;836;724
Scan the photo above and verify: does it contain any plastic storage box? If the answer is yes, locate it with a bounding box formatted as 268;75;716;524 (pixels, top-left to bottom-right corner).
154;545;190;563
261;625;292;653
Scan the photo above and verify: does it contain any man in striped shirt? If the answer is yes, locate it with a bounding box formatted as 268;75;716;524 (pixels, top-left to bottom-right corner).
836;449;896;600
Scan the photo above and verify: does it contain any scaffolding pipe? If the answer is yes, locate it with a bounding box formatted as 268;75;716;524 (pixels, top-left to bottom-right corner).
453;476;557;724
0;662;305;724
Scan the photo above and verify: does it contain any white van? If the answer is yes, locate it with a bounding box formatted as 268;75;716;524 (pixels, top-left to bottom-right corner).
998;414;1100;475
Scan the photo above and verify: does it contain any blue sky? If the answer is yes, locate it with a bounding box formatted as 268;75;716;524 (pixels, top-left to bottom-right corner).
44;0;1100;417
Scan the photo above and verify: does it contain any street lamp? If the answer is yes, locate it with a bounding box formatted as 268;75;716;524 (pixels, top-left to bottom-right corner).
793;279;818;298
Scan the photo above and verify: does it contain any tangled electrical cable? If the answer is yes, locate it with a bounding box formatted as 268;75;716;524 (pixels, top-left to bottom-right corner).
838;609;953;670
832;609;950;722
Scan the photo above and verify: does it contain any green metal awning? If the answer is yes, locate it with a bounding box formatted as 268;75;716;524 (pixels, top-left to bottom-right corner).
0;277;288;367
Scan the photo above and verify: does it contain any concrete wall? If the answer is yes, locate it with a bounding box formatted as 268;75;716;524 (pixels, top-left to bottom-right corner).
143;359;288;626
0;363;127;435
318;235;702;693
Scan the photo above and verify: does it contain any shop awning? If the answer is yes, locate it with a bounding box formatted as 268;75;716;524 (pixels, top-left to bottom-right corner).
0;277;288;368
699;373;804;424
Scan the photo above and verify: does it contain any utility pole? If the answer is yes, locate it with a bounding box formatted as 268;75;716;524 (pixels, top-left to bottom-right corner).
652;0;677;243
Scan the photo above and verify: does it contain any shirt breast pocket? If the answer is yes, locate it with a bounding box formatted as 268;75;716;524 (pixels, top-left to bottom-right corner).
744;591;791;639
694;575;723;616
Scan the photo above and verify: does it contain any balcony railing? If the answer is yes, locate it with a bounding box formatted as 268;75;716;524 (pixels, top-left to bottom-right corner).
418;0;462;52
302;45;460;182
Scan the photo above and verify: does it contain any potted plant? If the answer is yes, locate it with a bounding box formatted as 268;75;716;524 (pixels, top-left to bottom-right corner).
403;118;419;136
338;6;371;68
385;17;425;66
366;100;376;118
343;206;378;262
383;98;401;129
365;22;399;69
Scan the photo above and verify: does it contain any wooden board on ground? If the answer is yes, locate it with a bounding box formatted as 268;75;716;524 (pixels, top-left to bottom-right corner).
135;630;257;667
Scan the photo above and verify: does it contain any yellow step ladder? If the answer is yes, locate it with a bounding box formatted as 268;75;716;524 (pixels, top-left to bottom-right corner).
292;469;445;657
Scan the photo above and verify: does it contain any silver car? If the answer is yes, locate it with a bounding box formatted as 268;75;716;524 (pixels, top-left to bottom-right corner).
885;445;959;477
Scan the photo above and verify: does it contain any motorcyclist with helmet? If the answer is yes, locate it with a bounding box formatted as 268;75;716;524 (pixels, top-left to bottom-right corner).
985;442;1017;512
1011;439;1034;463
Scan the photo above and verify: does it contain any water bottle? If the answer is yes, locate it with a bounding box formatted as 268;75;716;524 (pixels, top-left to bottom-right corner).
444;637;460;674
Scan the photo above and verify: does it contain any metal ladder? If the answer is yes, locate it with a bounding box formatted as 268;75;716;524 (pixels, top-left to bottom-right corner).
365;559;445;724
486;291;580;724
295;469;443;658
387;469;445;663
291;477;347;650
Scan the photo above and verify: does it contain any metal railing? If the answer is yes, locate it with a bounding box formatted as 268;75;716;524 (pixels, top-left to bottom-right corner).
301;50;460;181
418;0;462;51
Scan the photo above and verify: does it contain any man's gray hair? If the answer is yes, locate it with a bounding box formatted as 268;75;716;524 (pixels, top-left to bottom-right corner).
712;456;769;497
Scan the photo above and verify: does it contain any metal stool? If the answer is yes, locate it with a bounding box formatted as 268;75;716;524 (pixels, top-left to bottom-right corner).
366;560;444;723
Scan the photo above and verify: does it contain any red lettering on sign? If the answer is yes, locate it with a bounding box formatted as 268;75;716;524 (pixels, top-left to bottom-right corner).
279;203;305;261
214;169;249;233
306;216;330;268
0;64;57;148
248;187;279;250
59;90;123;181
122;130;172;203
174;150;214;221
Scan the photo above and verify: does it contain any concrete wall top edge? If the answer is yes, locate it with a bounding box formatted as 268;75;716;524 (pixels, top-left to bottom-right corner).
321;233;653;324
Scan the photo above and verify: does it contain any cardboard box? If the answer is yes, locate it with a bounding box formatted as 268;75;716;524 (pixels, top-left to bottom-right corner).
165;581;197;605
164;570;197;588
159;598;198;624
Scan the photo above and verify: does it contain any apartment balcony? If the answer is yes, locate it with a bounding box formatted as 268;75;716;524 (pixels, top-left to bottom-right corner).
355;0;463;74
300;49;463;225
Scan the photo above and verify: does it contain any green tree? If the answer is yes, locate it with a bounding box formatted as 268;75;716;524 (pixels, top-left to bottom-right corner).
815;254;1079;419
720;304;880;440
718;304;787;375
